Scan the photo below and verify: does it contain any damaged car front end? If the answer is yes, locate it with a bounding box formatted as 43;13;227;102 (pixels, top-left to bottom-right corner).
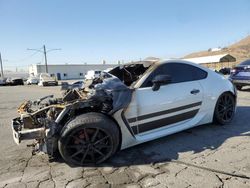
11;62;152;160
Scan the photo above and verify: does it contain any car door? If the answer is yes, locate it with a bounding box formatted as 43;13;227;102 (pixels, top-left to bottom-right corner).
124;62;206;135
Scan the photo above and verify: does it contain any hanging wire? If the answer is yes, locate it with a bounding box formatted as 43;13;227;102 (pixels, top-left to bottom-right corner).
6;48;43;63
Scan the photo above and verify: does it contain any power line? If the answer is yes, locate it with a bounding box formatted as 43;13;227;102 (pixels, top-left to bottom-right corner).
27;45;61;73
3;50;42;63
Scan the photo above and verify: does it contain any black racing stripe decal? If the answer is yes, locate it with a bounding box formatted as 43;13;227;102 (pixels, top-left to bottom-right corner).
131;126;138;135
128;117;137;123
121;110;137;136
136;109;199;134
127;102;202;123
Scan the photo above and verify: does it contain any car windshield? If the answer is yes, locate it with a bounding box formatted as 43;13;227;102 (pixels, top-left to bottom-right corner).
41;74;51;78
239;59;250;65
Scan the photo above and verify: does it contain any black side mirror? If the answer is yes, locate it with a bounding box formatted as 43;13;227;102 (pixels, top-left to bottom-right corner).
152;75;171;91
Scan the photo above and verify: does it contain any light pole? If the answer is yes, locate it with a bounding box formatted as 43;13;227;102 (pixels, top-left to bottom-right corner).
0;52;4;78
43;45;48;73
27;45;61;73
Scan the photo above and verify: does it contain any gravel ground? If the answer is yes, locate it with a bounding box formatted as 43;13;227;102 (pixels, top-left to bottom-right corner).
0;85;250;188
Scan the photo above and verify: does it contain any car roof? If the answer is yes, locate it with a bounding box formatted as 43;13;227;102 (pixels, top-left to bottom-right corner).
122;60;157;67
155;59;209;71
118;59;209;73
124;58;206;66
157;59;196;65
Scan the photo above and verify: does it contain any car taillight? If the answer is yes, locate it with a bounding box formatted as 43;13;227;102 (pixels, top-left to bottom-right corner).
230;69;236;74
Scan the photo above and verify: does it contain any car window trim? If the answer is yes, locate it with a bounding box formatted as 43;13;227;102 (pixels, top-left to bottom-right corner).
140;62;207;88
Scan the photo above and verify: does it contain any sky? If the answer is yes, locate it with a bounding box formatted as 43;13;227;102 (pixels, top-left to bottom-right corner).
0;0;250;71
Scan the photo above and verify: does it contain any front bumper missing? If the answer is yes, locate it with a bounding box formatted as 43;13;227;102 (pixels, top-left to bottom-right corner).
12;118;45;144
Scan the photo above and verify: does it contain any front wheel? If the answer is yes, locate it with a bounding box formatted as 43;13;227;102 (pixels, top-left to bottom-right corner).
213;92;236;125
58;112;120;166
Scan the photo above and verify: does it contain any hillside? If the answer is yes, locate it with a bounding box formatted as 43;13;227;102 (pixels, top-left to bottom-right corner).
184;35;250;63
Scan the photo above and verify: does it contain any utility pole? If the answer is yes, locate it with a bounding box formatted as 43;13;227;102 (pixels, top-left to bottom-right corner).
43;45;48;73
27;45;61;73
0;52;4;78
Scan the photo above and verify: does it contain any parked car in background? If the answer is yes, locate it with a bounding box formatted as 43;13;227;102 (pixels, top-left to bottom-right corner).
229;59;250;90
6;78;24;86
0;78;7;86
71;81;84;89
85;70;102;80
26;76;39;85
61;81;84;91
38;73;58;86
219;67;231;75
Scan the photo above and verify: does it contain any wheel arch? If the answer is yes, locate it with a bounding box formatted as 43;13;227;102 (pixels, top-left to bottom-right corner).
223;90;237;102
96;112;123;152
212;90;236;124
213;90;236;111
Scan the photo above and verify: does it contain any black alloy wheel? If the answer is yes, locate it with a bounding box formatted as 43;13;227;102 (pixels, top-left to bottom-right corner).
214;93;235;125
64;127;113;164
58;113;120;166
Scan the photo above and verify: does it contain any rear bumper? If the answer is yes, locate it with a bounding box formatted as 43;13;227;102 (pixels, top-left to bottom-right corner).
44;81;58;85
230;75;250;85
232;79;250;85
12;118;45;144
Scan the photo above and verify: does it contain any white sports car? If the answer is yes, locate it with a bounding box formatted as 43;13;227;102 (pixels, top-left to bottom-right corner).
12;60;236;166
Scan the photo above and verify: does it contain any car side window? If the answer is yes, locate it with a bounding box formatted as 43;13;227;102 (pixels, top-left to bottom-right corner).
141;63;207;88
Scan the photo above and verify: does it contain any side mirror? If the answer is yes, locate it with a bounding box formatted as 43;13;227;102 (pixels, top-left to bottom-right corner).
152;75;171;91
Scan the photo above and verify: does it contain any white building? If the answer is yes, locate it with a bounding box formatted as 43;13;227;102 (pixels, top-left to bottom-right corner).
184;54;236;69
29;64;117;80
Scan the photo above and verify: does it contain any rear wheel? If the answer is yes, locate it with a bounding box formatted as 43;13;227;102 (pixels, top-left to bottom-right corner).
58;112;120;166
236;85;242;90
214;92;235;125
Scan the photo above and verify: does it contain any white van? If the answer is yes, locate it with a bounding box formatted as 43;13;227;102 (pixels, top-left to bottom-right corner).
85;70;102;80
38;73;58;86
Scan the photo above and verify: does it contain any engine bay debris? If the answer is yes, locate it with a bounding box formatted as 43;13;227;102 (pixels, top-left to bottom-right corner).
11;62;152;156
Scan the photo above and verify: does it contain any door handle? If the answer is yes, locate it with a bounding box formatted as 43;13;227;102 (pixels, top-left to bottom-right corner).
190;89;200;95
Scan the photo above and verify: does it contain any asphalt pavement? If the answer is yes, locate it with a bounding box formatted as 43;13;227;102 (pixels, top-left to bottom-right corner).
0;85;250;188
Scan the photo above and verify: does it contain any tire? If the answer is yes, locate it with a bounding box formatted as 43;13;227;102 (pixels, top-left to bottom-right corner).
213;92;236;125
58;112;120;166
236;85;242;90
